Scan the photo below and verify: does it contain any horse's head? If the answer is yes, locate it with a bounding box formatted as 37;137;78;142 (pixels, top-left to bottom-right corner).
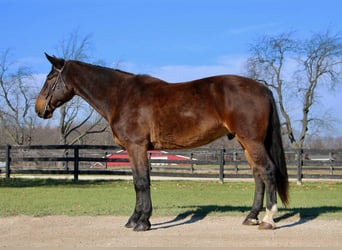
35;53;75;119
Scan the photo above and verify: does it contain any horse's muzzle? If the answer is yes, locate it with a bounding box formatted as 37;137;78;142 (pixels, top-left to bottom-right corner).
35;95;53;119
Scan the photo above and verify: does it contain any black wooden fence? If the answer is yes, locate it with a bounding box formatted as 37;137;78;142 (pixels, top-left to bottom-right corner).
0;144;341;183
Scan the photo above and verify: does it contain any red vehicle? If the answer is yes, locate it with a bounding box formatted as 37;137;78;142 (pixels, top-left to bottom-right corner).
105;150;191;168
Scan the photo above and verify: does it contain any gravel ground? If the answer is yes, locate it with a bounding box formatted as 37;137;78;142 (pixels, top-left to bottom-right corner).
0;215;341;247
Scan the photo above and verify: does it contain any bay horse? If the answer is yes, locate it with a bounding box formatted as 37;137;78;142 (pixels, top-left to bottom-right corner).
35;53;289;231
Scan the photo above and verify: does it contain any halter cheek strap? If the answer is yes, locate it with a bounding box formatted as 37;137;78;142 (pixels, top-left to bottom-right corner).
43;65;66;114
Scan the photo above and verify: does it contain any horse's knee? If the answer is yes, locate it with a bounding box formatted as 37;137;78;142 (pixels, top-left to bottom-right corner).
133;176;150;191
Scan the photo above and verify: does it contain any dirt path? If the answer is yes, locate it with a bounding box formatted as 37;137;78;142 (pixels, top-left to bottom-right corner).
0;215;341;247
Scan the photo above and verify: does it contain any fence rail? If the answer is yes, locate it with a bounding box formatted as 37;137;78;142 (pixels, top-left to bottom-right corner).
0;144;342;182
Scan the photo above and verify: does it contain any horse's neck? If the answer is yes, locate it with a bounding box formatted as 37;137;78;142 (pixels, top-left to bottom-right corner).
67;62;128;121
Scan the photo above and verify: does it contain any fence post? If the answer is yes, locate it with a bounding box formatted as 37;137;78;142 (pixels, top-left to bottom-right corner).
148;152;152;170
219;148;225;183
297;148;303;185
328;152;334;175
73;146;79;181
5;144;11;179
233;151;239;174
104;151;108;169
65;151;69;171
190;152;194;173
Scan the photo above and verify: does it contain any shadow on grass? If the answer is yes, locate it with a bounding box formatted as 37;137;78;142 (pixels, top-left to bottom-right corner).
152;205;342;230
0;177;126;187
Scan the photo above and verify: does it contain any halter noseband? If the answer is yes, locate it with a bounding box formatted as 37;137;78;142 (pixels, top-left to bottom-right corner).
43;65;66;115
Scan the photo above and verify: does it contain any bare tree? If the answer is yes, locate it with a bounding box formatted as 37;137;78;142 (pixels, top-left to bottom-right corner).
59;97;107;145
55;30;107;145
247;31;342;149
0;49;37;145
296;31;342;145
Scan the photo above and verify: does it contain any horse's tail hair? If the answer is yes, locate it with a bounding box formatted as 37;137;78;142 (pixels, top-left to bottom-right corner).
266;92;289;207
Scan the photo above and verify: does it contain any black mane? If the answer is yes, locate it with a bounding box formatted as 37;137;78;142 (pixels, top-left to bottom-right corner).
69;59;136;76
114;69;135;76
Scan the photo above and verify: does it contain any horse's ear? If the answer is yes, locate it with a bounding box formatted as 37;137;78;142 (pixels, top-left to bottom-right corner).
45;53;65;70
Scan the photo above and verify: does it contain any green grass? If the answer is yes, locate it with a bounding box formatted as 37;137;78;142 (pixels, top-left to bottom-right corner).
0;178;341;220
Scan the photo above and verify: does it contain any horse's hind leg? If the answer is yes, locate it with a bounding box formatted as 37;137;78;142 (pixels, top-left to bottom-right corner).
242;168;265;226
240;140;278;229
258;162;278;230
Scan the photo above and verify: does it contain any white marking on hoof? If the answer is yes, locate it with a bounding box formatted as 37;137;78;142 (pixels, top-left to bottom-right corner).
261;204;278;228
243;218;259;225
248;218;259;225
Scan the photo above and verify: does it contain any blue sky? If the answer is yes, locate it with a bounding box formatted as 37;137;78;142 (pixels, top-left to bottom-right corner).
1;0;342;135
2;0;341;75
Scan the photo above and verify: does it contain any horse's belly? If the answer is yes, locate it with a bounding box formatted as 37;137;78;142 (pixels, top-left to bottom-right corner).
151;120;228;149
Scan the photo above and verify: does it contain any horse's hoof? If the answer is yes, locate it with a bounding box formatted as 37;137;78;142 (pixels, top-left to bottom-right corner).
258;221;275;230
242;217;259;226
125;220;136;228
133;222;151;232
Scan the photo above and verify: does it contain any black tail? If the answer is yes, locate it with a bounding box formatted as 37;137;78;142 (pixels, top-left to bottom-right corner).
266;92;289;207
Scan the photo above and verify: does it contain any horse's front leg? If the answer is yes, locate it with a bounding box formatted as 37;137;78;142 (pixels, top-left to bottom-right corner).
126;173;152;231
125;145;152;231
